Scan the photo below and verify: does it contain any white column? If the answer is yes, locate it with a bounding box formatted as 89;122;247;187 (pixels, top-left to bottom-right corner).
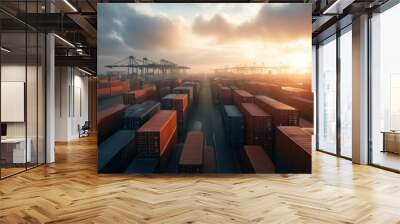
45;1;55;163
352;14;369;164
46;33;55;163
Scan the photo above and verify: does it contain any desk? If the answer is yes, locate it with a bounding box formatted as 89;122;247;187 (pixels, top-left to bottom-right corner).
1;138;32;164
382;131;400;154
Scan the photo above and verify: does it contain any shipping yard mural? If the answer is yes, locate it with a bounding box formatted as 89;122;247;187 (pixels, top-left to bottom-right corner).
97;3;312;174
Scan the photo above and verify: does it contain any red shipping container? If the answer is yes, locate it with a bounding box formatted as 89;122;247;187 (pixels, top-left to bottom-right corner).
97;104;128;142
275;126;311;173
243;145;275;173
233;90;254;108
97;87;111;98
255;95;299;126
136;110;177;159
240;103;273;152
257;83;281;101
178;131;204;173
285;96;313;122
203;146;216;173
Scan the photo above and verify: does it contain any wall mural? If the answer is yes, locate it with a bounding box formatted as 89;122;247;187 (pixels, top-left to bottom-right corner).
97;3;313;174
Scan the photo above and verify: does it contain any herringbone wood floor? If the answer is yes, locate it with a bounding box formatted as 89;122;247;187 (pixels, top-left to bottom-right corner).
1;135;400;224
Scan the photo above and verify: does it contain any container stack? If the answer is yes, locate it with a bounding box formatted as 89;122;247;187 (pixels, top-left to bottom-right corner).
161;94;189;133
222;105;244;150
123;101;160;130
98;104;128;143
275;126;311;173
178;131;204;173
98;130;136;173
255;95;299;126
286;95;314;122
173;86;194;109
242;145;275;173
218;86;233;105
182;81;200;103
136;110;177;170
233;89;254;109
240;103;273;153
258;83;281;100
122;84;156;105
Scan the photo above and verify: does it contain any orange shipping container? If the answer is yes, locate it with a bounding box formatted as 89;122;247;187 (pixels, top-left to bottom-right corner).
178;131;204;173
243;145;275;173
136;110;177;167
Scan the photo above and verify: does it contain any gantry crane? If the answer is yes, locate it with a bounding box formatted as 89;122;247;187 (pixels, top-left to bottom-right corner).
105;56;190;81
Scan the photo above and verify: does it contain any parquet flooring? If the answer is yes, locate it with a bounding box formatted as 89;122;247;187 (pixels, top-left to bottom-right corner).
1;135;400;223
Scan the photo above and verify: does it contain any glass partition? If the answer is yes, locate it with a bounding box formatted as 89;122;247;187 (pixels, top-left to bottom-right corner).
1;31;28;177
370;3;400;171
0;1;46;179
339;27;352;158
317;35;337;154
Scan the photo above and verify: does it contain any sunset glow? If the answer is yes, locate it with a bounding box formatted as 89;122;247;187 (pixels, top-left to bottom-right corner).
98;3;311;74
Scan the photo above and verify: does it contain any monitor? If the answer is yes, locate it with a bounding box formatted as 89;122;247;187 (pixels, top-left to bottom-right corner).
1;123;7;137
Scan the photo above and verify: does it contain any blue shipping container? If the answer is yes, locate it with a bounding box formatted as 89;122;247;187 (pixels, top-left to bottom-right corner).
123;100;160;130
222;105;245;149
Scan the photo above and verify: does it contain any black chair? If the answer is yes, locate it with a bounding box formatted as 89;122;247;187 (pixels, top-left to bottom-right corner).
79;121;90;138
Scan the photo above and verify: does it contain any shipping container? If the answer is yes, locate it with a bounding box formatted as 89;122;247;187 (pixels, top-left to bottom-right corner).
242;145;275;173
285;96;313;122
161;94;189;113
98;104;128;142
203;146;216;173
125;157;159;173
123;84;156;105
173;86;194;108
161;94;189;134
222;105;245;149
281;86;313;101
97;87;111;98
183;81;200;103
210;81;220;104
136;110;177;169
98;130;136;173
302;128;313;136
240;103;273;152
178;131;204;173
218;86;233;105
158;86;171;99
123;101;160;130
260;83;281;100
233;90;254;108
255;95;299;126
275;126;311;173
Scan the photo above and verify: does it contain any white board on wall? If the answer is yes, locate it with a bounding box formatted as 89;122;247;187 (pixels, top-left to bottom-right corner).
1;82;25;122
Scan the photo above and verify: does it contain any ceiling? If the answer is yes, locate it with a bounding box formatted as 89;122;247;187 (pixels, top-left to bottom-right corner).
0;0;394;72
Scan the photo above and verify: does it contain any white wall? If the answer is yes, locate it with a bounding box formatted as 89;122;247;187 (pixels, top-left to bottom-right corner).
55;66;89;141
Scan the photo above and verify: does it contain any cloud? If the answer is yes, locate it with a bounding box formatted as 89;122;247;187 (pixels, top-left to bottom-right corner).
98;4;186;52
192;4;311;43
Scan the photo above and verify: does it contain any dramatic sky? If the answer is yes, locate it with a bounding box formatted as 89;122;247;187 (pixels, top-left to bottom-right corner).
98;3;311;74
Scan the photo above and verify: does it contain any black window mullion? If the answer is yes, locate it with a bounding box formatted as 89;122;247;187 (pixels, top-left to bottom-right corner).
336;27;341;157
25;0;28;171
